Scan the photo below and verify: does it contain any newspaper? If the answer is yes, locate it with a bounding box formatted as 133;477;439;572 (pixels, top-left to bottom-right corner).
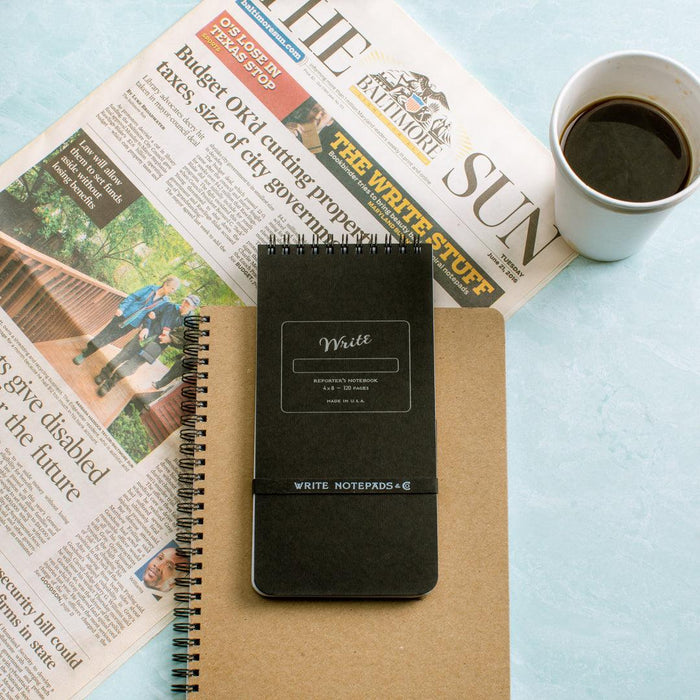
0;0;575;697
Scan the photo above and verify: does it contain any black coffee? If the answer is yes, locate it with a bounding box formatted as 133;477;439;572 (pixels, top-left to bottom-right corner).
561;97;691;202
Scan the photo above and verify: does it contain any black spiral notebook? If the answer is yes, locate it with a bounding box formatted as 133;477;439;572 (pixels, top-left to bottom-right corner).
252;236;437;598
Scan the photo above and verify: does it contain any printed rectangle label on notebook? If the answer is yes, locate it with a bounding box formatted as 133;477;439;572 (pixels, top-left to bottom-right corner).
281;319;411;413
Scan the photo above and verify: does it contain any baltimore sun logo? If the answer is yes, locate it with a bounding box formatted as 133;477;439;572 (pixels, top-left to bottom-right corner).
353;69;452;162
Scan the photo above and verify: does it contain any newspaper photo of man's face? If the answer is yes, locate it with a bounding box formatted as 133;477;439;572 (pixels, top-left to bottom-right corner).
283;98;335;155
139;546;185;595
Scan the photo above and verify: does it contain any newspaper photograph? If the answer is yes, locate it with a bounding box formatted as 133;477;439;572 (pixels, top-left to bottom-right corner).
0;0;575;697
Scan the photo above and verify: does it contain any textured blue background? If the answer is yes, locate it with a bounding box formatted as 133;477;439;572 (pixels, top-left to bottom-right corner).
0;1;698;698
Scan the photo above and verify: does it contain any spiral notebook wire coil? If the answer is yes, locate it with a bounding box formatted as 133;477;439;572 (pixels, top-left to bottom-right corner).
172;313;209;693
267;232;423;256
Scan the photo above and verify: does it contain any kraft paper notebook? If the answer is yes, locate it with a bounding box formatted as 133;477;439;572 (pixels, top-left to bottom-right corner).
175;305;508;698
253;239;437;598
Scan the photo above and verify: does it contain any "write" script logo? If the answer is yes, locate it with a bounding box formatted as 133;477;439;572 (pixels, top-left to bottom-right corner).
319;333;372;353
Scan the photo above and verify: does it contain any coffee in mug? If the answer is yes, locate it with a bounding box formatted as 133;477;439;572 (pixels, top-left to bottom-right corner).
550;52;700;261
561;97;691;203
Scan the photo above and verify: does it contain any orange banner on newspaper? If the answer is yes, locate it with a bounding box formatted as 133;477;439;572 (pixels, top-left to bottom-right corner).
197;11;309;120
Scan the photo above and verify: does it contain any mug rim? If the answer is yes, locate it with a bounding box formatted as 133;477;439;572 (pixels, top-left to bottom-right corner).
549;50;700;213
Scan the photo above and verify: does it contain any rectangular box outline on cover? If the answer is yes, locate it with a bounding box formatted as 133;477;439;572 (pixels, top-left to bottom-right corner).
280;319;411;414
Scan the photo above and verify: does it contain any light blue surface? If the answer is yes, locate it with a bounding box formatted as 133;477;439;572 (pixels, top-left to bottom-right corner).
1;1;698;698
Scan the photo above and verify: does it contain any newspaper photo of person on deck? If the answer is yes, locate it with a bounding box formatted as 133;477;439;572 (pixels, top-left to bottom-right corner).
0;132;239;464
94;294;201;396
72;275;180;366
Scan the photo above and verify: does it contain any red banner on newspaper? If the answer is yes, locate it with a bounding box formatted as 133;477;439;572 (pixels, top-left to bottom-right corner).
197;11;308;119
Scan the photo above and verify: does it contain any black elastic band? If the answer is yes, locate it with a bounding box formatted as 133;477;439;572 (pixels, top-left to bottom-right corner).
253;478;437;495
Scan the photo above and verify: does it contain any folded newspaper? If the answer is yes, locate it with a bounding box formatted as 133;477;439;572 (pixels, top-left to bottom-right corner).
0;0;575;696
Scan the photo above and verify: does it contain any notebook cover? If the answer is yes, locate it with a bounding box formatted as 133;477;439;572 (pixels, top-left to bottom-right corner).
193;306;508;697
253;242;437;598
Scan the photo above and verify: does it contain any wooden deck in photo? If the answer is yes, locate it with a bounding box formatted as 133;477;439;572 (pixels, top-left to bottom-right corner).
35;335;168;428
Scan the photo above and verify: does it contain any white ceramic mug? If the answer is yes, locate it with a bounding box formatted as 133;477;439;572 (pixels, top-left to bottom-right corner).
550;51;700;261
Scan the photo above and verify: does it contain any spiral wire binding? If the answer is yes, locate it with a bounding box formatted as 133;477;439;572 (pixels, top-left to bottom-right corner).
172;314;209;693
266;232;423;255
